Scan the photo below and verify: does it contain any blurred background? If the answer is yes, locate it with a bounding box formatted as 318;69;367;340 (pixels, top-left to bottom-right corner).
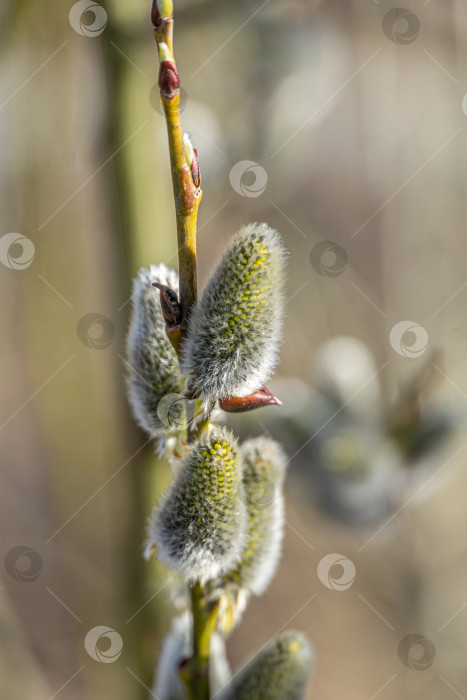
1;0;467;698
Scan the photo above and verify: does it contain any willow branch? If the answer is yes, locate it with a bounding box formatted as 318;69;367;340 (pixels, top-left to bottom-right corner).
152;0;202;334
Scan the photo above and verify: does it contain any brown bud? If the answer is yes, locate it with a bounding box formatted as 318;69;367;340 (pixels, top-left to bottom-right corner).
159;60;179;98
151;0;173;26
151;0;162;27
191;148;201;188
153;282;182;328
219;386;282;413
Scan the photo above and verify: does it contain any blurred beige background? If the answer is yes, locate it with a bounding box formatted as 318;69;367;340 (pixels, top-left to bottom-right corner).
1;0;467;698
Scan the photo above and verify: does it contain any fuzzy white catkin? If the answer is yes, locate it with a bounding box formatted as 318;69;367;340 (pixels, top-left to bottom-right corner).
154;614;230;700
234;437;288;595
222;631;313;700
148;426;247;584
216;437;288;633
182;222;287;402
126;264;181;446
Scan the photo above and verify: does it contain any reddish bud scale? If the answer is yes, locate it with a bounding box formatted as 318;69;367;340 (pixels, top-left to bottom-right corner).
159;60;179;98
191;148;201;188
151;0;162;27
219;386;282;413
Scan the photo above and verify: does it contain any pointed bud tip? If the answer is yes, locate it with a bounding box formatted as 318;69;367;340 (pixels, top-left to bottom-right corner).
192;148;201;188
220;386;282;413
183;134;201;188
152;282;181;328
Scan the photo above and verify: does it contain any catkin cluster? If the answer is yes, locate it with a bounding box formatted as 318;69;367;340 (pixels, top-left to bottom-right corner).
126;223;312;699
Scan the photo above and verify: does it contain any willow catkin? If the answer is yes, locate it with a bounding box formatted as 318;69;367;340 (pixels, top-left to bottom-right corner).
217;437;288;633
148;426;247;583
126;264;181;447
182;222;287;403
233;437;288;595
225;631;312;700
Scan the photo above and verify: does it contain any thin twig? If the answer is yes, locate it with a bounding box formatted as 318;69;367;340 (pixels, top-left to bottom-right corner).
152;0;202;332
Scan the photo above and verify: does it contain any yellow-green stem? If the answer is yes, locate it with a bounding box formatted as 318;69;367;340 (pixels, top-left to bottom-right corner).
160;91;201;326
152;5;214;699
154;13;202;331
189;582;219;699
